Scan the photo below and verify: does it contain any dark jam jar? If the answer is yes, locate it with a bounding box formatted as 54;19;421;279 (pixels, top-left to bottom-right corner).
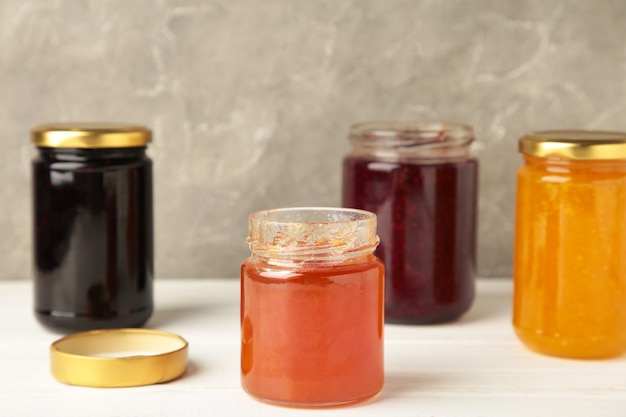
32;123;154;333
342;122;478;324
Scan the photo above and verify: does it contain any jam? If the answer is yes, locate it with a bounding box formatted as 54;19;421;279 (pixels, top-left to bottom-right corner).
32;123;153;333
342;122;478;324
241;259;384;406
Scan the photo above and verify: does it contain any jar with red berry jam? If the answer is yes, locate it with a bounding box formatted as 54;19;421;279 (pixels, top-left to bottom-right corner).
342;122;478;324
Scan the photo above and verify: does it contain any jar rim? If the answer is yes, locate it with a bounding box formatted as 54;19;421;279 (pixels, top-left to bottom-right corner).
350;121;473;141
32;122;152;149
249;207;376;224
519;130;626;160
348;121;474;163
247;207;379;261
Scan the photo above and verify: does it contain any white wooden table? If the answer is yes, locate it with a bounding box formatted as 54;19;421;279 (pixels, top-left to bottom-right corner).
1;278;625;416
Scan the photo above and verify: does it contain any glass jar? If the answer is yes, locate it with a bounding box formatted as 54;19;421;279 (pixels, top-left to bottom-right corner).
240;207;384;407
342;122;478;324
32;123;154;333
514;130;626;359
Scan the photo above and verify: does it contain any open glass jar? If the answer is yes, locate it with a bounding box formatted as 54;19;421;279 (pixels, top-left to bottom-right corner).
240;207;384;407
343;122;478;324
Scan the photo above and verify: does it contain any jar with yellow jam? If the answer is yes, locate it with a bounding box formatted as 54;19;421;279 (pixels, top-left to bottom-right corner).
513;130;626;359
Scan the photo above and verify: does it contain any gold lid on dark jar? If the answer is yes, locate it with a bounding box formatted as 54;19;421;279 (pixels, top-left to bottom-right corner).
31;122;152;148
519;130;626;160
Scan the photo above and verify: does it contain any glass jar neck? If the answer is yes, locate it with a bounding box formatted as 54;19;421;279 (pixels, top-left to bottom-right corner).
349;122;473;163
523;154;626;173
37;146;147;162
247;207;379;266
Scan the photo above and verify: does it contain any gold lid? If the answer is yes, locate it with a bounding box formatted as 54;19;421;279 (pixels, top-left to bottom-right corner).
32;122;152;148
519;130;626;160
50;328;188;388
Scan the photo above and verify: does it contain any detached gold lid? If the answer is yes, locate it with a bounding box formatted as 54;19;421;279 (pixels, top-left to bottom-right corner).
519;130;626;160
50;328;188;388
32;122;152;148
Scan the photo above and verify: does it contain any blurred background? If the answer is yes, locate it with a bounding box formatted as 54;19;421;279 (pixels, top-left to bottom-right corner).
1;0;625;280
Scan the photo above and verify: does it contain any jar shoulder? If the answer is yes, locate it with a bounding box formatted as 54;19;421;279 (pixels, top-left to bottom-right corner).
33;155;152;172
241;256;384;277
517;162;626;182
344;154;478;169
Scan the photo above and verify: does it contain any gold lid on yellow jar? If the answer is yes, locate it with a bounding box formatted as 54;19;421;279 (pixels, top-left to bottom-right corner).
519;130;626;160
32;122;152;148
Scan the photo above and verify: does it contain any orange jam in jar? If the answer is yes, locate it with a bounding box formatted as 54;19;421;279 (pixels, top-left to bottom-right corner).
240;208;384;407
513;130;626;359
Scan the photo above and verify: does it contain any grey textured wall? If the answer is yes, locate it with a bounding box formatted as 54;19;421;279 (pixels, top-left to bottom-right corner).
1;0;625;279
